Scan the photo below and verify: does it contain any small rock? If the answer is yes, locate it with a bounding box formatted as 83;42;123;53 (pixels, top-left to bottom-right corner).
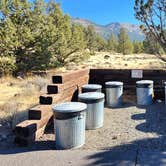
14;93;20;97
112;136;118;140
9;82;14;86
104;55;110;59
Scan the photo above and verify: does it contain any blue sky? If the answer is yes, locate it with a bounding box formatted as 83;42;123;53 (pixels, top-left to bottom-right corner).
55;0;139;25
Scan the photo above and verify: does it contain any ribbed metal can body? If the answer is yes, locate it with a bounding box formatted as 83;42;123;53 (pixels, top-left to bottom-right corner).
78;92;105;130
105;82;123;107
136;87;153;105
52;102;87;150
85;100;104;129
82;84;102;93
136;80;153;106
54;111;86;149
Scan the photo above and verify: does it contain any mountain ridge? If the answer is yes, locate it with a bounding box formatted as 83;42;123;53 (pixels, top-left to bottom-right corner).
72;18;145;41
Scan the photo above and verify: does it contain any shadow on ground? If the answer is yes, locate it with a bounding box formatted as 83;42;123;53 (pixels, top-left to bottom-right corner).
85;136;166;166
85;101;166;166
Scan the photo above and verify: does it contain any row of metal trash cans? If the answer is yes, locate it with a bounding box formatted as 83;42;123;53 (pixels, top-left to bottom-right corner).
52;80;154;149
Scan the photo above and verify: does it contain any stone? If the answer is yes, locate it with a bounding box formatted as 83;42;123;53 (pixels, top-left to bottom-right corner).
104;55;110;59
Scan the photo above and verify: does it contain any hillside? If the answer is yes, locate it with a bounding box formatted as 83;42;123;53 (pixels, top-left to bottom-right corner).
72;18;145;41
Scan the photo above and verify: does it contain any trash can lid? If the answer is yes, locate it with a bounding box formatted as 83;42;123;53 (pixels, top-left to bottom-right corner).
52;102;87;113
136;80;153;88
105;81;123;87
136;80;153;85
78;92;105;100
82;84;102;89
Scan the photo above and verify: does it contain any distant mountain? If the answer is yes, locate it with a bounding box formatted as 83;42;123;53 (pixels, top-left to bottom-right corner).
72;18;145;41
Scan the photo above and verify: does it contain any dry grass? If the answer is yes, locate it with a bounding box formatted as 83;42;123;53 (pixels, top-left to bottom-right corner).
0;76;50;128
78;52;166;70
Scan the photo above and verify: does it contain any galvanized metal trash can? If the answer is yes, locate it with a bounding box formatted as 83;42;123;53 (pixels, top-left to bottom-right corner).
78;92;105;130
105;81;123;107
52;102;87;150
82;84;102;93
136;80;154;106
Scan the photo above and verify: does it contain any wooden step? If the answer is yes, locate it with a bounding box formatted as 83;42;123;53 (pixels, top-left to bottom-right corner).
47;76;89;94
52;69;89;84
28;105;52;120
15;111;52;138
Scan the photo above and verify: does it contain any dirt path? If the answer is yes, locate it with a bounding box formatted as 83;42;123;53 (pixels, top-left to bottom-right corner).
1;100;166;153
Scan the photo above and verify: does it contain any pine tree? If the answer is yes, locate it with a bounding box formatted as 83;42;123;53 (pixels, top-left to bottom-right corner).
107;34;118;52
0;0;53;71
95;35;107;51
84;25;98;52
118;28;133;55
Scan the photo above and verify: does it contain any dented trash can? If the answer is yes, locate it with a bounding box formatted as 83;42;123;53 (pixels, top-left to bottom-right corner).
105;81;123;107
82;84;102;93
136;80;153;106
78;92;105;130
52;102;87;149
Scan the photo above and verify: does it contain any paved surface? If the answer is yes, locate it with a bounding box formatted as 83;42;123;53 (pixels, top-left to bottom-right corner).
0;149;136;166
1;148;166;166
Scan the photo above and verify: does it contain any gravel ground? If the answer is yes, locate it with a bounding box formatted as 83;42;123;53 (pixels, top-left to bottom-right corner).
1;99;166;152
38;99;166;151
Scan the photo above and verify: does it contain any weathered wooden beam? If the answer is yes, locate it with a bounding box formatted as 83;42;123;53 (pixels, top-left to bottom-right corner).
28;105;52;120
40;86;79;104
52;69;89;84
39;93;61;105
15;124;47;146
15;111;52;138
47;76;89;94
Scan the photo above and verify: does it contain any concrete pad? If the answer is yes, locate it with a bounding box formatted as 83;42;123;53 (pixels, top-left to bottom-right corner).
137;151;166;166
0;149;137;166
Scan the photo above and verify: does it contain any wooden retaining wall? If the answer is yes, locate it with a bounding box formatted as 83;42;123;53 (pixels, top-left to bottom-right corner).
14;68;166;146
14;69;90;146
89;69;166;99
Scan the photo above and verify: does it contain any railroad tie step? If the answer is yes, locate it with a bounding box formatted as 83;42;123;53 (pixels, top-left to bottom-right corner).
15;124;46;146
29;105;52;120
39;94;61;105
52;69;89;84
47;84;59;94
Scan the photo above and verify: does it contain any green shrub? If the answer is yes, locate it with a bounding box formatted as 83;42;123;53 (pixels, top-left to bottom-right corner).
0;56;16;76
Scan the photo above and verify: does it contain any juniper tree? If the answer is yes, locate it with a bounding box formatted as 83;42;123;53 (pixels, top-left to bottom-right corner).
134;0;166;59
107;34;118;52
118;28;133;55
